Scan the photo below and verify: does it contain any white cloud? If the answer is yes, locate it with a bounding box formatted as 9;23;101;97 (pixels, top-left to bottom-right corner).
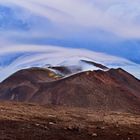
1;0;140;38
0;44;139;81
0;44;132;64
0;1;140;80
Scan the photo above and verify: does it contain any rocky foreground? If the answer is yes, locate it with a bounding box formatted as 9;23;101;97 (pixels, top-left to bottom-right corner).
0;102;140;140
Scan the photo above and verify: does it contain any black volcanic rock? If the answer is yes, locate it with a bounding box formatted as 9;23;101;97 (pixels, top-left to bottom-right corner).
80;60;109;70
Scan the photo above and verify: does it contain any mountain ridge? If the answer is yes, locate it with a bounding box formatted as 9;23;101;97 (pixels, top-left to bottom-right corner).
0;65;140;113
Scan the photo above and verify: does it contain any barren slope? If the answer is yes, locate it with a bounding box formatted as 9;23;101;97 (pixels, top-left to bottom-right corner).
0;102;140;140
0;67;140;113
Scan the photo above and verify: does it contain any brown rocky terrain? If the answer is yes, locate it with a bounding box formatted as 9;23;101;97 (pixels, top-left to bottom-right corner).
0;101;140;140
0;67;62;102
0;67;140;113
0;65;140;140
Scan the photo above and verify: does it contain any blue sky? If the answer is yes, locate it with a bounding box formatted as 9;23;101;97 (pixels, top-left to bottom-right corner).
0;0;140;80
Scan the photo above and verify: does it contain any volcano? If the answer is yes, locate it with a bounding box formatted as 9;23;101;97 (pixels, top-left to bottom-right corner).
0;62;140;113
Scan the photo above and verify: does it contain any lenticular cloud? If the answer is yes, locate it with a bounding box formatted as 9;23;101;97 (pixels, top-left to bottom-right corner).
0;44;139;81
0;1;140;81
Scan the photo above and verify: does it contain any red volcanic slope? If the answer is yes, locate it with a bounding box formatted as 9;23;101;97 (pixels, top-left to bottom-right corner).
0;67;140;113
